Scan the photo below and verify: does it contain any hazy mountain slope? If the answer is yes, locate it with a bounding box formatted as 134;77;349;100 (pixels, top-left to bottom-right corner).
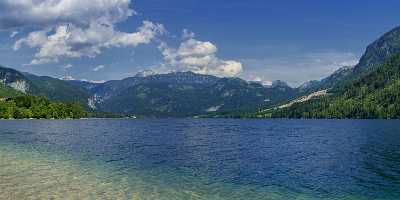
250;25;400;119
301;26;400;93
96;73;297;117
88;72;220;105
259;54;400;119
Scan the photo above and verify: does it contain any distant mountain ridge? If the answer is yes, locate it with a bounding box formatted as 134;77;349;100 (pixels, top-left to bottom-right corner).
0;66;298;117
75;71;297;117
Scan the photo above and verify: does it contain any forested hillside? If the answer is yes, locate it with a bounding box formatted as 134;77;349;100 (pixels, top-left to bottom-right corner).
257;54;400;119
0;95;87;119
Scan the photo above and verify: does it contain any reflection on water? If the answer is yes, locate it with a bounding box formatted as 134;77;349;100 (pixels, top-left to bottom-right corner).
0;119;399;199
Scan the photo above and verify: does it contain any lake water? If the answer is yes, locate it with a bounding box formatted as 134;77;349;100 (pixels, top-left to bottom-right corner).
0;119;399;199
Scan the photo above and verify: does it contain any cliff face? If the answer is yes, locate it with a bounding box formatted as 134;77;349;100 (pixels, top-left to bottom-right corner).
0;66;30;93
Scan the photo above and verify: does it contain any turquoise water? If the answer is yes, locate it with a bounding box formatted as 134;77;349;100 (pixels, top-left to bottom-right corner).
0;119;399;199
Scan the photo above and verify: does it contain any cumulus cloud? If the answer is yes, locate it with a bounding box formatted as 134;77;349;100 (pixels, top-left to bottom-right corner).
158;30;243;77
93;65;105;71
0;0;134;30
7;0;165;65
14;21;165;64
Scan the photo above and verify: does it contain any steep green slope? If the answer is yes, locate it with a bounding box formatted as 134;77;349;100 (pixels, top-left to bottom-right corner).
0;66;91;108
0;84;22;97
259;54;400;119
24;74;91;108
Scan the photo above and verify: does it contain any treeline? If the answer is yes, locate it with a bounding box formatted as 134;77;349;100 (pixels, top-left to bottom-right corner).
0;95;87;119
256;54;400;119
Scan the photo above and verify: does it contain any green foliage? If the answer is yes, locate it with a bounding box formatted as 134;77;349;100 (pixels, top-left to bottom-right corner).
0;65;91;109
0;84;22;97
0;95;87;119
25;74;91;107
259;54;400;119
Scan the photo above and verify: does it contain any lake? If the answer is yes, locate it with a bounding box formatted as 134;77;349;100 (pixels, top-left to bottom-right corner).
0;119;399;199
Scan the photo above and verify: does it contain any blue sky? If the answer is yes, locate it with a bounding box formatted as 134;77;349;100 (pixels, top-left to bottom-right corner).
0;0;400;86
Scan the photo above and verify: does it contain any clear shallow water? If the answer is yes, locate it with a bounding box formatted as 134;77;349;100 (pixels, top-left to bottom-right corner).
0;119;400;199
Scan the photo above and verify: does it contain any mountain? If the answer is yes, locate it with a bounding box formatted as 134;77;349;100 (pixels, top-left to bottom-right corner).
0;65;30;93
85;71;221;106
83;72;298;117
301;26;400;93
0;66;87;119
0;65;298;117
299;65;355;93
251;25;400;119
356;26;400;71
259;54;400;119
0;66;91;107
24;74;91;107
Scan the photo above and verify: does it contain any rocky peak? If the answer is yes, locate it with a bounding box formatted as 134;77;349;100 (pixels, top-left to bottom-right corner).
357;26;400;70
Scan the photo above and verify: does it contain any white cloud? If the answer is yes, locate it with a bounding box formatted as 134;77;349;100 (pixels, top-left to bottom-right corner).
9;31;18;38
7;0;165;65
215;60;243;76
64;64;73;69
178;39;217;57
0;0;134;30
93;65;105;71
182;29;195;40
14;29;49;50
158;30;243;77
60;75;75;81
88;80;106;84
247;75;273;86
14;21;165;64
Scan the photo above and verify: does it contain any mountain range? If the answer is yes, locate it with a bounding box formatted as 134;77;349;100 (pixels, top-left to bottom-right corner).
0;66;297;117
254;26;400;119
1;25;400;118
